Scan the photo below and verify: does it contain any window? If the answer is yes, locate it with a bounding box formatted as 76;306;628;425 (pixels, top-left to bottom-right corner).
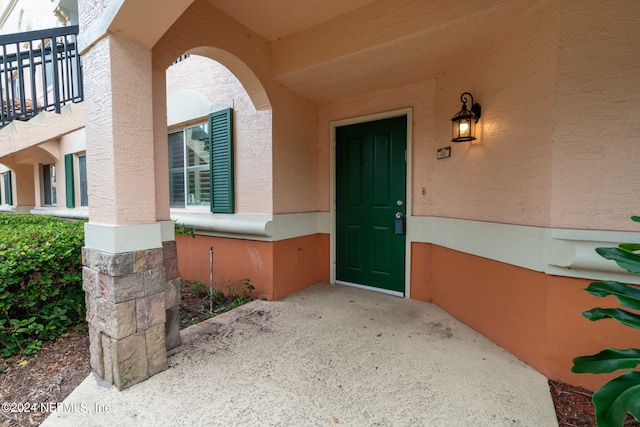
1;171;11;205
64;154;74;207
168;123;210;208
63;153;88;208
79;154;88;206
43;163;57;206
168;108;234;213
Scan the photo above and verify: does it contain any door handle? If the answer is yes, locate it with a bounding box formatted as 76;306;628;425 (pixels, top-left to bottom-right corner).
394;212;404;234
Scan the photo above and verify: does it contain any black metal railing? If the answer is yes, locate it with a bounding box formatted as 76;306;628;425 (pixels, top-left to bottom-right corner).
0;25;83;127
171;54;190;66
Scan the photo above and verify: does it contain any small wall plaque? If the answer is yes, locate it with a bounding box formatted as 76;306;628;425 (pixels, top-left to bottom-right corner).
437;146;451;159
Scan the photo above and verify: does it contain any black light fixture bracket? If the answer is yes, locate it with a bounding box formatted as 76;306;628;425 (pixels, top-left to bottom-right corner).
460;92;481;122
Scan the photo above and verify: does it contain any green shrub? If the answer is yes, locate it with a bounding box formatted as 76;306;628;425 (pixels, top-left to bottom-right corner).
174;221;195;238
223;279;255;312
0;214;85;357
189;280;207;298
572;215;640;426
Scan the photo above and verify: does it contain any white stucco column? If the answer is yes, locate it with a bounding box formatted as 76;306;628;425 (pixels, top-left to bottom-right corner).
152;64;171;223
84;35;156;225
81;34;179;390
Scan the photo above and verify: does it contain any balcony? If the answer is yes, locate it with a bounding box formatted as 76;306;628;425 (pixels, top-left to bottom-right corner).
0;25;83;128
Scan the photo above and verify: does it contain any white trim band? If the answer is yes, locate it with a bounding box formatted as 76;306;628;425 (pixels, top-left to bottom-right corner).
80;210;640;284
410;216;640;285
84;223;163;253
31;206;89;220
170;211;332;241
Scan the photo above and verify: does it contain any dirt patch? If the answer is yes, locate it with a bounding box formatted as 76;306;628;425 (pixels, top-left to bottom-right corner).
0;282;635;426
0;330;90;426
178;279;257;329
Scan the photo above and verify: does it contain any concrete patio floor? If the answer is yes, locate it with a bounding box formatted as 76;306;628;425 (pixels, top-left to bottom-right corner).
42;283;558;426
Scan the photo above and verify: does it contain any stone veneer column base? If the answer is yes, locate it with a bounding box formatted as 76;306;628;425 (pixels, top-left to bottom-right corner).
82;240;181;390
163;240;181;350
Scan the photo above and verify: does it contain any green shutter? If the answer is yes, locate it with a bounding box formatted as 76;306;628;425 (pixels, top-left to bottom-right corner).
4;172;11;205
209;108;234;213
64;154;75;208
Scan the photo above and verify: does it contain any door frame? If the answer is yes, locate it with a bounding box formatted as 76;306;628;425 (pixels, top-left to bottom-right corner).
330;108;413;298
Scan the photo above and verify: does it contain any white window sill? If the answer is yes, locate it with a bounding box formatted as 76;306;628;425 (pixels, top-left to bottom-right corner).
31;206;89;220
170;211;273;238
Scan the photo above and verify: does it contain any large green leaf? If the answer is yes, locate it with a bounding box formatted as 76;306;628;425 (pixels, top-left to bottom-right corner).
584;281;640;310
572;348;640;374
619;243;640;252
582;308;640;330
631;216;640;224
596;247;640;274
593;371;640;427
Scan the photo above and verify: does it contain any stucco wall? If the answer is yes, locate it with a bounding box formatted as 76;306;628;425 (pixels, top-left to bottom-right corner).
432;0;557;227
78;0;110;30
271;87;318;214
550;0;640;231
176;233;326;301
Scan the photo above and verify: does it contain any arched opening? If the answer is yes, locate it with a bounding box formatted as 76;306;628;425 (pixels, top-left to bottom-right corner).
164;53;272;215
0;145;57;211
186;47;271;112
162;53;274;298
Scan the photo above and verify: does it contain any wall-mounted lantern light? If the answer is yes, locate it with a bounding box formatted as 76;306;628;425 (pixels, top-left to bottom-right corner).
451;92;481;142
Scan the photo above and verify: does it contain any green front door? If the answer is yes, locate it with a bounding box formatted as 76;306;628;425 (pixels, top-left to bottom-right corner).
336;116;407;294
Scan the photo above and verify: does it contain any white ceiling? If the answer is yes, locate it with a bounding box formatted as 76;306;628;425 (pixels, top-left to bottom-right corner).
205;0;377;41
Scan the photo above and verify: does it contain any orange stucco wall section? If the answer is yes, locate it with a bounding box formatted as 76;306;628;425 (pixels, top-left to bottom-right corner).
412;242;640;391
176;234;275;299
272;234;329;300
410;242;431;302
430;245;549;373
176;233;329;302
545;275;640;390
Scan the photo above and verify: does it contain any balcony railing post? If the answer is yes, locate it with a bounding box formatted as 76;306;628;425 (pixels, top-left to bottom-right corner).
28;39;37;120
1;43;8;126
51;35;61;114
40;37;49;110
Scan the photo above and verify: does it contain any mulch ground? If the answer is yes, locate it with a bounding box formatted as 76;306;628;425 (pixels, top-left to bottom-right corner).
549;380;640;427
1;282;637;426
0;330;90;426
